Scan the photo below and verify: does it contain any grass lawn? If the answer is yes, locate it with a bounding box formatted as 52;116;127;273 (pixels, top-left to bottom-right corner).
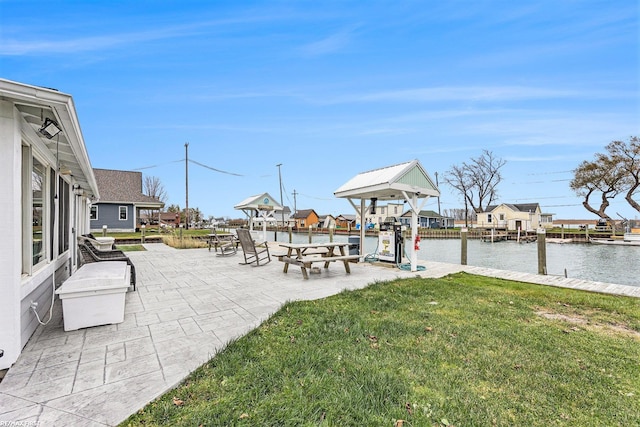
122;273;640;426
116;244;146;252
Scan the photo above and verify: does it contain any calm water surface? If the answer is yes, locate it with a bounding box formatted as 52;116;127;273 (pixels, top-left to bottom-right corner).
273;232;639;287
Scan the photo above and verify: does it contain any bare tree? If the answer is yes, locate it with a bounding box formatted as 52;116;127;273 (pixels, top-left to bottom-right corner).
143;176;167;203
444;150;506;226
142;176;168;224
443;208;476;222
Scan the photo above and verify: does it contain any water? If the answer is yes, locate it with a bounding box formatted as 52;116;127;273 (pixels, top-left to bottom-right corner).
271;232;639;287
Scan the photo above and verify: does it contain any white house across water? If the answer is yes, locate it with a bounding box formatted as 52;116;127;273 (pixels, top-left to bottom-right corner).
0;79;98;370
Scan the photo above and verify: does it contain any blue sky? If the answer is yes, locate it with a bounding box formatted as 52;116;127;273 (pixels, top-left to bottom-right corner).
2;1;638;220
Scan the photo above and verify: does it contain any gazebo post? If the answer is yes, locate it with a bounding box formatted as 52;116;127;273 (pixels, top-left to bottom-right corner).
410;193;419;272
261;210;268;242
360;198;366;259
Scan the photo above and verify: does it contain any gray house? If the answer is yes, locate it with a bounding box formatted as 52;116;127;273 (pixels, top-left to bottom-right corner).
400;210;454;229
91;169;164;232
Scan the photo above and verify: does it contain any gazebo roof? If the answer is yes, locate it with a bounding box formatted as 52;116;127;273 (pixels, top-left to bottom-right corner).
234;192;283;211
333;160;439;200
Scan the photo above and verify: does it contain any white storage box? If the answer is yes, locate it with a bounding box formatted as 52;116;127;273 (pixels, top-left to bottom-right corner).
55;262;130;331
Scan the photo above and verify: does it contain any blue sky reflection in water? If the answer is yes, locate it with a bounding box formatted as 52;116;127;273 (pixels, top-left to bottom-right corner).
1;1;638;220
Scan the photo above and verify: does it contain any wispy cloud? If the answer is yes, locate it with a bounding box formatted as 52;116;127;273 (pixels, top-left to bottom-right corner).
322;85;631;104
0;16;273;56
297;25;360;56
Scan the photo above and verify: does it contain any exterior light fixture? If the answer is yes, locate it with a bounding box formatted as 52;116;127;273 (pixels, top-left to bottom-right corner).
39;118;62;139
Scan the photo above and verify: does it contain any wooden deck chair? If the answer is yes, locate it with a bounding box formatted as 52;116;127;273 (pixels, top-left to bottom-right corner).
236;228;271;266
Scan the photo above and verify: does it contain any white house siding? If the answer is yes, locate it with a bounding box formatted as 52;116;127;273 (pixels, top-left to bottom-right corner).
0;81;97;370
0;100;24;369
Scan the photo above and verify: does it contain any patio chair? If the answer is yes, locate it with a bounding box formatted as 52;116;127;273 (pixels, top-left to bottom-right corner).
236;228;271;266
78;239;137;291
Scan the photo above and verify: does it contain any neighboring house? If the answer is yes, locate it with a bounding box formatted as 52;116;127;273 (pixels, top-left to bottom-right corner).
278;206;294;227
476;203;546;231
0;79;99;370
159;212;181;228
335;214;356;229
318;214;336;228
91;169;164;232
400;210;455;228
291;209;320;229
362;202;405;228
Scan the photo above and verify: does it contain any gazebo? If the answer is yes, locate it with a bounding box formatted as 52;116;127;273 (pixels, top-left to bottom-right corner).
334;160;440;272
234;192;283;242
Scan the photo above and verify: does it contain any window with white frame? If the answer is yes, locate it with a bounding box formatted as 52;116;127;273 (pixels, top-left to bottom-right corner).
119;206;127;220
90;205;98;220
22;145;48;273
58;178;70;254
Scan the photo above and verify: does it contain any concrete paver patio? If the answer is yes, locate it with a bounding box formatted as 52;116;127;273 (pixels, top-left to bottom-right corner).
1;243;638;426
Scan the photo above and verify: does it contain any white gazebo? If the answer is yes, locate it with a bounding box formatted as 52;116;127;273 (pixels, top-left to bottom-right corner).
334;160;440;272
234;192;283;242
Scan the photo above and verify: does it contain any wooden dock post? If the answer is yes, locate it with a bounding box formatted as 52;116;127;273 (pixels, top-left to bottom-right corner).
537;228;547;275
308;226;312;244
288;225;293;243
461;228;468;265
329;225;334;243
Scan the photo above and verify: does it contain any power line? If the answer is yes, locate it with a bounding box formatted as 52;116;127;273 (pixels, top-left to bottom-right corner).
132;159;183;170
188;159;243;176
297;191;334;201
526;170;574;176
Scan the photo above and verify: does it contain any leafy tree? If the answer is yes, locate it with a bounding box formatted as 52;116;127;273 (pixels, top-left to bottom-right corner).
444;150;506;226
570;155;624;220
570;136;639;219
607;136;640;213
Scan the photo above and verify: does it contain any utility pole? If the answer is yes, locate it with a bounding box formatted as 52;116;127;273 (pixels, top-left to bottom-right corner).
276;164;284;228
185;142;189;229
292;189;298;214
435;171;441;215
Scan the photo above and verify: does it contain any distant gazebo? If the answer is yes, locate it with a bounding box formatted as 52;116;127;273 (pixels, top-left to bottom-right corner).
234;192;283;242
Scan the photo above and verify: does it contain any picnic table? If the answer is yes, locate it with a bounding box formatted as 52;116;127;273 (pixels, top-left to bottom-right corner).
277;242;360;279
208;233;238;256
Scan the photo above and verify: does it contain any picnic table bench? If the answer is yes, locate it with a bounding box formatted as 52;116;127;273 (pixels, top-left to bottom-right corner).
278;242;360;279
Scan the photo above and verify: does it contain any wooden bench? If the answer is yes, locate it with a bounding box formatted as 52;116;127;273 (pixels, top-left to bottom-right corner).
278;254;360;279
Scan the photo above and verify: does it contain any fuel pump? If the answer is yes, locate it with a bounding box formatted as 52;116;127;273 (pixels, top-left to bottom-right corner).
378;217;403;264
